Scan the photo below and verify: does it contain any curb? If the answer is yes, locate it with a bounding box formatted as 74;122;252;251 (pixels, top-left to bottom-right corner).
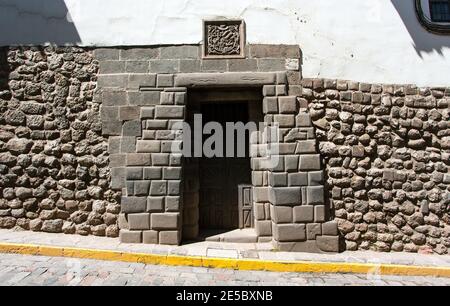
0;242;449;278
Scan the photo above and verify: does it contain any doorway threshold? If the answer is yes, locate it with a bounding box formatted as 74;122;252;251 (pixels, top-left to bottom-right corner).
199;229;258;243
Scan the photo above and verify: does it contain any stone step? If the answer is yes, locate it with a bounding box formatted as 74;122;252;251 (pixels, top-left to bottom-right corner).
200;229;258;243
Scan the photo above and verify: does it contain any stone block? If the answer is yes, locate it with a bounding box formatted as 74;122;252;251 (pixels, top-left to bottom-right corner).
151;153;170;166
159;231;181;245
306;223;322;240
293;205;314;223
140;107;155;119
119;230;142;243
258;58;286;72
228;59;258;72
201;59;227;72
151;213;180;230
288;173;308;186
111;167;126;190
161;46;199;59
308;171;324;185
271;206;293;224
136;140;161;153
126;61;149;73
103;91;127;106
122;120;142;137
278;96;297;114
128;74;157;89
299;154;321;171
118;213;129;229
276;85;287;96
165;196;180;212
145;119;167;129
263;85;276;96
256;220;272;237
168;181;181;195
269;187;301;206
143;167;162;180
121;196;147;213
120;48;159;60
254;203;266;220
108;137;121;154
322;221;338;236
98;75;127;89
128;213;150;230
99;61;125;74
155;106;184;119
150;181;167;196
295;140;316;154
128;91;160;106
316;235;339;253
126;153;152;166
284;155;299;171
263;97;278;114
110;154;126;168
101;106;119;122
119;106;140;121
175;72;276;87
180;60;201;73
296;113;312;127
126;167;143;180
307;186;324;205
160;92;175;105
249;44;300;58
95;48;120;60
274;224;306;242
134;181;151;196
163;167;182;180
120;137;136;153
253;187;270;202
268;172;287;187
273;115;295;127
157;74;175;87
143;230;158;244
147;197;164;212
314;205;326;222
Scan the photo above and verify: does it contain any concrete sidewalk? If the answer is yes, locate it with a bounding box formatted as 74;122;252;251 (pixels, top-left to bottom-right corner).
0;229;449;276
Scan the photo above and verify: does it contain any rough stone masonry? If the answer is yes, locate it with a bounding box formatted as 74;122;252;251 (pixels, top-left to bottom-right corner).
0;45;448;254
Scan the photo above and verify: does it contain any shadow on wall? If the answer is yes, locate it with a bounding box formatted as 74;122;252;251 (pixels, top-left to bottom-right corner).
0;48;10;102
391;0;450;57
0;0;81;46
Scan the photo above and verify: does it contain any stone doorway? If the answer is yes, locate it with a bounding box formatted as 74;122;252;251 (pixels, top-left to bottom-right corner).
182;89;263;242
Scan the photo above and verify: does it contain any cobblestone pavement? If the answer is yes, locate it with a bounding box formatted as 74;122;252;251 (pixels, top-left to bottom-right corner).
0;253;449;286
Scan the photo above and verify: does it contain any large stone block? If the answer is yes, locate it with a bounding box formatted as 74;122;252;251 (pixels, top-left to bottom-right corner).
119;106;140;121
274;224;306;242
143;230;159;244
147;197;164;212
296;140;316;154
288;172;308;186
299;154;321;171
128;74;157;89
271;206;293;224
126;153;152;166
308;171;324;185
268;172;287;187
306;186;324;205
175;72;277;87
293;205;314;223
122;120;142;137
121;197;147;213
256;220;272;237
263;97;278;114
322;221;338;236
165;196;180;212
151;153;170;166
159;230;181;245
128;91;160;106
134;180;151;196
273;115;295;128
314;205;326;222
151;213;180;230
126;167;143;180
150;181;167;196
157;74;175;87
253;187;270;202
278;96;297;114
316;235;340;253
155;106;184;119
136;140;161;153
167;180;181;195
161;46;199;59
306;223;322;240
120;48;159;60
143;167;162;180
269;187;301;206
128;213;150;230
163;167;182;180
119;229;142;243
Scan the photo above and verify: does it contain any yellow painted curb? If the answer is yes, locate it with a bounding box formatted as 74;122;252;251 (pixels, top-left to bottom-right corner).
0;242;449;278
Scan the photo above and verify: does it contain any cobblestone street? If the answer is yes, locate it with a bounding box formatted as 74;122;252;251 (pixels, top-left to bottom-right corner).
0;253;448;286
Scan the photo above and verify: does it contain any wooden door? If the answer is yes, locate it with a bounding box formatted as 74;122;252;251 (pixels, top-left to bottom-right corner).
198;103;252;230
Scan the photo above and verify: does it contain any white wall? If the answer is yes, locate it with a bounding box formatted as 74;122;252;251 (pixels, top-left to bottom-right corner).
1;0;450;86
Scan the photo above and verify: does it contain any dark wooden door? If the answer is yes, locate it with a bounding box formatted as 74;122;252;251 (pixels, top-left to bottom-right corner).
199;103;252;230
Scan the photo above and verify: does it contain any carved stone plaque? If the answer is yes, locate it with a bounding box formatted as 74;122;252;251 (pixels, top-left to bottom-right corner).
203;20;245;59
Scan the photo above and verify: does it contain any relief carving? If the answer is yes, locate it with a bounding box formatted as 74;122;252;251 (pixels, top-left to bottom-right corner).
203;20;245;58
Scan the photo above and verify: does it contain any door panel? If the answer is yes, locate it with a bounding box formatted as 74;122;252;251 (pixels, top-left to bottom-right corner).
198;103;252;230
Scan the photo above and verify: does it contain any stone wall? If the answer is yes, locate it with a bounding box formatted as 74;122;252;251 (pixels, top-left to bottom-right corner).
0;46;121;237
302;79;450;254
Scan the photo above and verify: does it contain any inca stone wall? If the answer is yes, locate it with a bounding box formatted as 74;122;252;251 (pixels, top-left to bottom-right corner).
302;79;450;254
0;46;121;237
